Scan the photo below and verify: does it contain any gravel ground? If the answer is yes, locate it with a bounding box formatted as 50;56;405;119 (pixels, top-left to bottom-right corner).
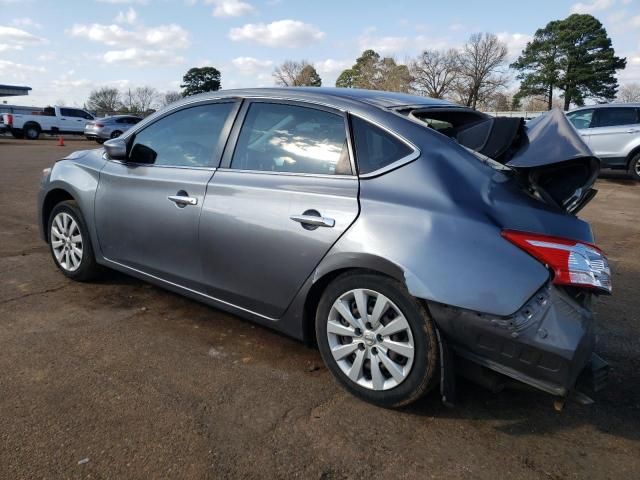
1;137;639;479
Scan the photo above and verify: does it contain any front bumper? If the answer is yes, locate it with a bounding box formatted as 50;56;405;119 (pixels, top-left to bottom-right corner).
429;284;603;397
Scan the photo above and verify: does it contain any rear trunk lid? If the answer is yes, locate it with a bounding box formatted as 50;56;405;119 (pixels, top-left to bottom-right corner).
409;107;599;214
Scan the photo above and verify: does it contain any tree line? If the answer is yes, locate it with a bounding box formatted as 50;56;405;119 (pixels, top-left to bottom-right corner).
85;12;635;115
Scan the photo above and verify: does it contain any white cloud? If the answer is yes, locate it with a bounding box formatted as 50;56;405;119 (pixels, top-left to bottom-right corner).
232;56;273;74
68;23;189;49
229;19;324;48
358;30;409;54
11;17;42;29
570;0;614;14
115;7;137;24
0;26;46;52
496;32;532;60
207;0;255;17
96;0;148;4
315;59;350;75
103;48;185;66
0;59;45;81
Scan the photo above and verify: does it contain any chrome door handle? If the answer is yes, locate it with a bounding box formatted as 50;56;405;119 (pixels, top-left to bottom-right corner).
290;214;335;228
168;195;198;206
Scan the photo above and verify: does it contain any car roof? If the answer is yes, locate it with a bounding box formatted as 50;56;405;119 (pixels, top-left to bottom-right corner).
569;103;640;112
176;87;456;111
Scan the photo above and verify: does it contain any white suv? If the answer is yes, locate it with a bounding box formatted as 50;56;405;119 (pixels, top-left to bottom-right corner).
567;103;640;180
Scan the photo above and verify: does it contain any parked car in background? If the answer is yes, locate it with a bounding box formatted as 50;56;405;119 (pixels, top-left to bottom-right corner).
38;88;610;408
567;103;640;180
2;106;94;140
84;115;142;144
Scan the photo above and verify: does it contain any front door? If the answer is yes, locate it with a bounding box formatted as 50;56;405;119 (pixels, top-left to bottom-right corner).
95;101;238;287
200;100;359;318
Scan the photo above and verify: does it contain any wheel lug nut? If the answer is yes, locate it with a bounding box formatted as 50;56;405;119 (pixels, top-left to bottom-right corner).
358;343;365;351
376;334;383;342
371;347;378;355
355;328;362;336
365;322;372;329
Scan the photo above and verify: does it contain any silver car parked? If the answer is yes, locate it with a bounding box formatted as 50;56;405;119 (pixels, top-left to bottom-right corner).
84;115;142;144
567;103;640;180
38;88;611;408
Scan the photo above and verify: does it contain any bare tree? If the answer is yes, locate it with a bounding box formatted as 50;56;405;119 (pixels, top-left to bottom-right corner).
456;33;509;109
121;86;158;114
133;86;158;113
273;60;322;86
86;87;121;114
410;49;460;99
161;91;183;107
617;82;640;103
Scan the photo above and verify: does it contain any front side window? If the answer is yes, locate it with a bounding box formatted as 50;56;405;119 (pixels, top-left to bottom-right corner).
567;110;594;129
231;103;351;175
594;107;639;128
351;116;414;175
129;102;234;168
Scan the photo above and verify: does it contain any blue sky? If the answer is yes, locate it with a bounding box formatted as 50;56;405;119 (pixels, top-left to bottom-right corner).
1;0;639;107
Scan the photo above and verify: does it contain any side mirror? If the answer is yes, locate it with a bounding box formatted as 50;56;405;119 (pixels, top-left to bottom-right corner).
129;143;157;164
104;137;127;160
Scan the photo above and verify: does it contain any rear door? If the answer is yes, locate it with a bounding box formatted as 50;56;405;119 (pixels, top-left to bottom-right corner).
588;107;640;167
199;100;359;318
95;101;239;288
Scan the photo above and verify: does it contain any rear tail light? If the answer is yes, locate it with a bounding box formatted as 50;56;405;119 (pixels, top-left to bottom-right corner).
6;114;13;126
95;123;104;128
502;230;612;293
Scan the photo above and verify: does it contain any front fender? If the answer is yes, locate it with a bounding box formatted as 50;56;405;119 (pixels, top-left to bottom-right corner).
39;149;106;256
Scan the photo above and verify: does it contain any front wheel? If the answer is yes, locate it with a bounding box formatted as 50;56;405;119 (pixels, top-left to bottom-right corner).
48;201;100;281
628;153;640;181
316;272;439;408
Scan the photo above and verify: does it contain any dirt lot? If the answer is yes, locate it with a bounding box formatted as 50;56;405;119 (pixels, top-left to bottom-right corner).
1;137;639;479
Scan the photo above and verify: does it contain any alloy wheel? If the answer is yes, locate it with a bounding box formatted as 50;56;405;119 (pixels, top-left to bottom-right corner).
635;157;640;178
51;212;83;272
326;288;415;391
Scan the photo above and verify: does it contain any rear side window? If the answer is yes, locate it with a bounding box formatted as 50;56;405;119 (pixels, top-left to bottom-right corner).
567;110;594;129
231;103;351;175
351;116;414;175
129;102;234;168
594;108;639;127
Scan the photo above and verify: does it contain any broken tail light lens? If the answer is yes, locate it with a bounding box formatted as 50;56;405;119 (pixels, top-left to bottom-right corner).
502;230;612;294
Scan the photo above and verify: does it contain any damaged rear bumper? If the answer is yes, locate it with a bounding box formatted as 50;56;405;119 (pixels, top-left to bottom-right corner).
429;284;607;397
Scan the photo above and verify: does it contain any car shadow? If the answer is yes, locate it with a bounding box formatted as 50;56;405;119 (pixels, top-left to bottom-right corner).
87;262;640;444
598;170;638;185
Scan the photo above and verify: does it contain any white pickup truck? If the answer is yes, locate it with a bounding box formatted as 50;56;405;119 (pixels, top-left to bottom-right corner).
2;106;95;140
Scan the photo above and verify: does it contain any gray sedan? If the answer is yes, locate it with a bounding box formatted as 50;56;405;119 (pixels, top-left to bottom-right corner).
38;88;611;408
84;115;142;143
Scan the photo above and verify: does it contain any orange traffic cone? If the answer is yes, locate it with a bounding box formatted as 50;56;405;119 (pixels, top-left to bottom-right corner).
57;135;65;146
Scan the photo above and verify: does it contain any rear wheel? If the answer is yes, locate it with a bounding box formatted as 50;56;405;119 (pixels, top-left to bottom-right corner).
24;123;40;140
48;201;100;281
110;130;123;139
628;153;640;181
315;272;439;408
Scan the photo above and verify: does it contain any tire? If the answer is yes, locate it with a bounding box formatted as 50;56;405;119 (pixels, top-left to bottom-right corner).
48;200;100;282
315;272;439;408
110;130;123;139
628;153;640;181
24;123;40;140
